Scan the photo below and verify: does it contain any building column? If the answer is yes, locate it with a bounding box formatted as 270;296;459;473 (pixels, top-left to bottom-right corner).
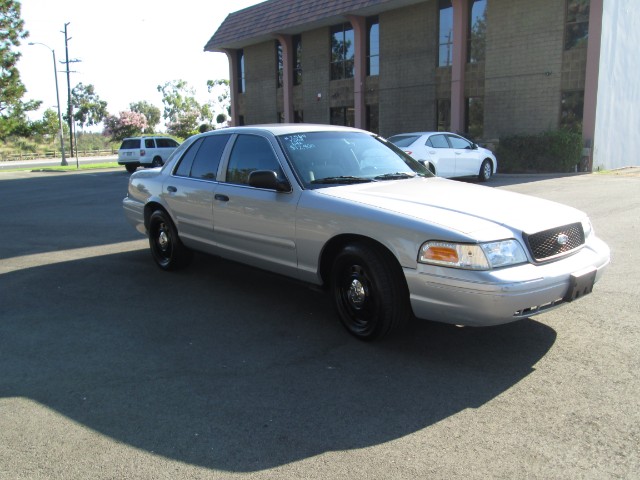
347;15;367;130
583;0;603;171
222;48;240;127
275;34;294;123
451;0;469;133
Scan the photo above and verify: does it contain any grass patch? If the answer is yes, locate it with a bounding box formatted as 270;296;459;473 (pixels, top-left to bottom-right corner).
2;162;120;173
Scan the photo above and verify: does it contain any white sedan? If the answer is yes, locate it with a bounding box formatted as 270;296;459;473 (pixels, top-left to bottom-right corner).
388;131;497;181
123;125;609;340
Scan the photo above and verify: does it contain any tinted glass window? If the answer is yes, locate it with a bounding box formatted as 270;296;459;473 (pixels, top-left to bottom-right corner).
190;134;230;180
428;134;450;148
145;138;155;148
174;139;204;177
156;138;178;148
120;139;140;149
388;135;419;148
448;135;472;149
226;135;283;185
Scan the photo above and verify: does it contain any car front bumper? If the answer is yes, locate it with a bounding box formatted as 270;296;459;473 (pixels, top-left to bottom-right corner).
405;236;610;326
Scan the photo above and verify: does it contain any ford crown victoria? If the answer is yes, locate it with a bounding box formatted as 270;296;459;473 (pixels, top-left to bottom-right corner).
123;125;610;340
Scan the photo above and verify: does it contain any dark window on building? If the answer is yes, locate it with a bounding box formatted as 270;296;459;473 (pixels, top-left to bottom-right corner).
276;41;283;88
293;35;302;85
560;91;584;131
330;23;355;80
237;50;246;93
436;99;451;131
330;107;355;127
367;17;380;76
366;104;379;134
565;0;590;49
294;110;304;123
238;115;245;126
468;0;486;63
226;135;284;185
438;0;453;67
277;112;285;123
465;96;484;138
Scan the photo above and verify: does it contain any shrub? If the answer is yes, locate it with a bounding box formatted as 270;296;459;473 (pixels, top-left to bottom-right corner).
496;130;582;173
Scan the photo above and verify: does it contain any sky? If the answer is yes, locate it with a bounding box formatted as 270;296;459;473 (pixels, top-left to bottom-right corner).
18;0;264;126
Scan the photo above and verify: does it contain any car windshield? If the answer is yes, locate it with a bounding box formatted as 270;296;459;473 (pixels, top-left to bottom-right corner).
387;135;420;148
278;131;431;188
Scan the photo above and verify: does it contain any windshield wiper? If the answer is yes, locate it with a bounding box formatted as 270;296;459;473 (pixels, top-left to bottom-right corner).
373;172;416;180
311;176;373;184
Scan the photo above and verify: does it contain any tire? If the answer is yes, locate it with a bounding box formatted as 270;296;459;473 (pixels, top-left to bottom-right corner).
125;164;137;173
148;210;192;271
151;157;163;168
479;159;492;182
331;242;410;340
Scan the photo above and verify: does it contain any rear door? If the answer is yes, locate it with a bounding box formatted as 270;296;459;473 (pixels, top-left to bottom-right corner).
162;134;231;249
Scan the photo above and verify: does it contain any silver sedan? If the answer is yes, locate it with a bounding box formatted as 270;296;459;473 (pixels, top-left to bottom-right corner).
123;125;609;340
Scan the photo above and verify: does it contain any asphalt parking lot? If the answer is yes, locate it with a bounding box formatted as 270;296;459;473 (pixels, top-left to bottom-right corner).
0;168;638;479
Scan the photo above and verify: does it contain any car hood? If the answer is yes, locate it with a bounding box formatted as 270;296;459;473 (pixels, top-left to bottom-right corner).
317;177;585;237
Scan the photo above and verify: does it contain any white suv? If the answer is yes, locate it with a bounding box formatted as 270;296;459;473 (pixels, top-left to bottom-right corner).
117;136;180;173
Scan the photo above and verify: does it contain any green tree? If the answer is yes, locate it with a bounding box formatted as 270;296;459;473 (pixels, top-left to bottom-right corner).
129;100;161;132
71;83;108;130
0;0;41;139
207;78;230;126
157;79;213;138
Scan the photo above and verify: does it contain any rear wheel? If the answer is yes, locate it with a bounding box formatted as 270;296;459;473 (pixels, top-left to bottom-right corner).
148;210;192;271
331;242;410;340
125;164;137;173
479;159;492;182
151;157;163;168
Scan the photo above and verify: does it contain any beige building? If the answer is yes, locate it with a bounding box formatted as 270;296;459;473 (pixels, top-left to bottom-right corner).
205;0;637;171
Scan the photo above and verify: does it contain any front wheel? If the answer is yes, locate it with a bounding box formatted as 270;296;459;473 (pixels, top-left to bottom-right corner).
331;242;410;340
479;159;493;182
148;210;192;271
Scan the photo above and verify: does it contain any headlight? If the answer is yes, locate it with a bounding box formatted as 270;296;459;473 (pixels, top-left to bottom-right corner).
419;239;527;270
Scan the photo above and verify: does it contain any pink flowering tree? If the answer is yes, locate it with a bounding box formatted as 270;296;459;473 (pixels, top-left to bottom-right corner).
103;111;148;141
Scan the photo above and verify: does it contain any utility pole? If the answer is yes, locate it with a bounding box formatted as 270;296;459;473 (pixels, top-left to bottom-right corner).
61;23;80;158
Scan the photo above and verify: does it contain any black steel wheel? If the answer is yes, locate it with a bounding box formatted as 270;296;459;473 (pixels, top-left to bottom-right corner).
151;157;163;168
148;210;192;271
331;242;410;340
125;164;137;173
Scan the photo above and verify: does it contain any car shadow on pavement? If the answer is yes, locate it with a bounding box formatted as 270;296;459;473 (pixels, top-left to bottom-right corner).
1;247;557;472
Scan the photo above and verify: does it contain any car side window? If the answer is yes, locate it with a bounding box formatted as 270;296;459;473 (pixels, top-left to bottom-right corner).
225;135;284;185
448;135;472;149
190;134;231;180
156;138;177;148
145;138;155;148
428;134;450;148
174;139;204;177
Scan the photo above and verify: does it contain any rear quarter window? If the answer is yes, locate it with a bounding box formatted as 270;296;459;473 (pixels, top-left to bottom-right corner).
388;135;419;148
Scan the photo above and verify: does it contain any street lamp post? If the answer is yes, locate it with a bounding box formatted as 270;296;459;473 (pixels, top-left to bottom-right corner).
28;42;67;166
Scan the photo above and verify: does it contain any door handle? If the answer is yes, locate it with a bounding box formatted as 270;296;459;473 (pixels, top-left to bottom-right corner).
214;194;229;202
167;186;177;193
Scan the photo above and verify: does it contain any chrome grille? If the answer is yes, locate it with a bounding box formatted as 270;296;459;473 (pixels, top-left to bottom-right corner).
524;222;585;262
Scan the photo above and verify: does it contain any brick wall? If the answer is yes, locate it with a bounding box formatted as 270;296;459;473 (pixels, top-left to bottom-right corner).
299;28;331;124
484;0;565;138
243;41;278;124
379;3;437;137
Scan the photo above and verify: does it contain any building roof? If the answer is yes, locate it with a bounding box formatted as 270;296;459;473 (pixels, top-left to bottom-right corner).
204;0;422;51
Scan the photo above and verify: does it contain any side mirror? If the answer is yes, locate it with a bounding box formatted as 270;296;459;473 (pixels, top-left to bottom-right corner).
472;143;479;150
249;170;291;192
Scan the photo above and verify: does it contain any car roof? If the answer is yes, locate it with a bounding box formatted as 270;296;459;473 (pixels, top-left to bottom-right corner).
203;124;372;137
389;132;457;137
